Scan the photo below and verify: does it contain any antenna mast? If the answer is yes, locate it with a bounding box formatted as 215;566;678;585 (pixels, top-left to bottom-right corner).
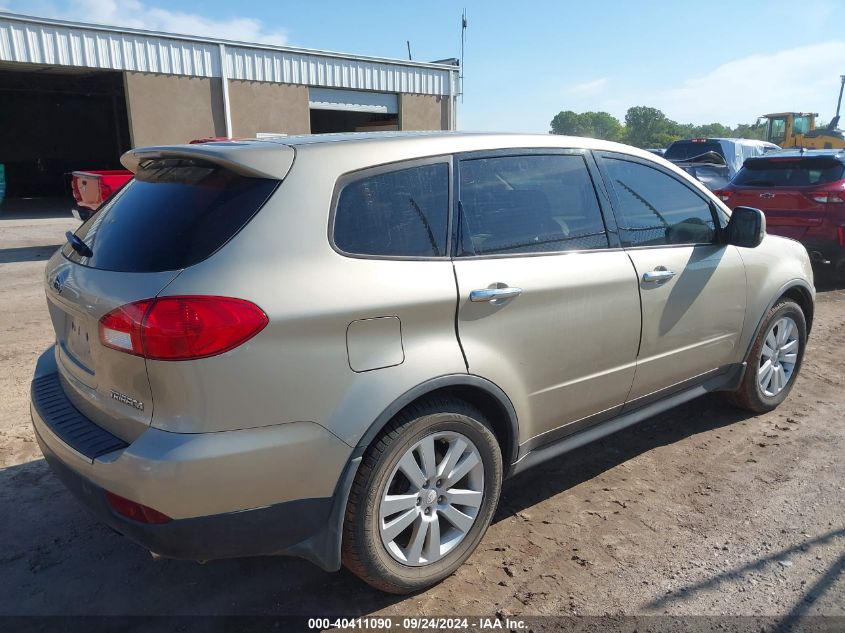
460;9;467;103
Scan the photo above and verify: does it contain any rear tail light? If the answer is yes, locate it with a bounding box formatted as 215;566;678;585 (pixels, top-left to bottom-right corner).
106;491;171;524
806;179;845;204
99;180;113;202
71;178;82;203
713;189;733;202
99;296;268;361
806;191;845;204
838;226;845;247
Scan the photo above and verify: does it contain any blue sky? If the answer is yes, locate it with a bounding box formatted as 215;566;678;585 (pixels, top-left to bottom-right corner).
4;0;844;132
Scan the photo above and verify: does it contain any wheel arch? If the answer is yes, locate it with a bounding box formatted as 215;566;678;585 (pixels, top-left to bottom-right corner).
353;374;520;473
745;279;815;360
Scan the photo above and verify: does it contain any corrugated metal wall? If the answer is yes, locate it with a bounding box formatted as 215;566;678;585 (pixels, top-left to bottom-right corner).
0;14;456;96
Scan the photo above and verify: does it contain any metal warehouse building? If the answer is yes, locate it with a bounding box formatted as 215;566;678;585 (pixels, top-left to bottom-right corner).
0;12;459;199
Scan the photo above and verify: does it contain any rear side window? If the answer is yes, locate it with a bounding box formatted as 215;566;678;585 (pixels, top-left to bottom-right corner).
664;141;724;162
63;159;278;272
603;158;716;247
733;158;845;187
333;163;449;257
458;154;608;255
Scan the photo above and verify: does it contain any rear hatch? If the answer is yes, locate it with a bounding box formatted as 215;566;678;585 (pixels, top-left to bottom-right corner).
45;145;288;442
729;155;845;241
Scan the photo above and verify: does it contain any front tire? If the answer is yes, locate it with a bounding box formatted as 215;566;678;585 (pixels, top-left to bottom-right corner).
342;398;502;594
727;299;806;413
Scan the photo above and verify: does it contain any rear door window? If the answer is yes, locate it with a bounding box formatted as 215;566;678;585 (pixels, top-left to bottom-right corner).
734;158;845;187
457;154;608;255
664;141;725;162
602;158;717;247
333;162;449;257
63;158;279;272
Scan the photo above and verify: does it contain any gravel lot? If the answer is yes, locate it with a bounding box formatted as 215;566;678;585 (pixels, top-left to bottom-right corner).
0;211;842;620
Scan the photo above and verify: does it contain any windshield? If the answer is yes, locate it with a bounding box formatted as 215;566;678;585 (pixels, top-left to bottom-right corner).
733;157;845;187
664;141;724;162
63;158;279;272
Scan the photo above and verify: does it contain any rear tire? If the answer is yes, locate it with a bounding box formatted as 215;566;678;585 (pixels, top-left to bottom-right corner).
342;397;502;594
727;299;806;413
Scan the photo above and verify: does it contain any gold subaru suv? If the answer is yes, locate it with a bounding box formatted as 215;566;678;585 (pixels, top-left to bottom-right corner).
31;133;813;593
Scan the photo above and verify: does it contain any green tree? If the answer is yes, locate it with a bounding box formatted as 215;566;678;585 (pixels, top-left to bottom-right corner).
624;106;676;148
550;110;624;141
550;110;590;136
732;122;766;140
692;123;733;138
581;111;624;142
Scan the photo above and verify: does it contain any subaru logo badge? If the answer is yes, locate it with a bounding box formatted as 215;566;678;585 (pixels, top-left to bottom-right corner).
52;270;68;294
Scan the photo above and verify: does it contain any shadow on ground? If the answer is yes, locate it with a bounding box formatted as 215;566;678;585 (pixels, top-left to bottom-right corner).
0;393;768;616
0;197;73;220
0;245;62;264
644;529;845;631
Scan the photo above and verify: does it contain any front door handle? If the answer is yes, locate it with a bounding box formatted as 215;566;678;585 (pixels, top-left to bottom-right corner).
470;286;523;302
642;267;676;283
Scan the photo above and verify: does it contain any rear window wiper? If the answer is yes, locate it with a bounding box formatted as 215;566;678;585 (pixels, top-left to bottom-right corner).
65;231;93;258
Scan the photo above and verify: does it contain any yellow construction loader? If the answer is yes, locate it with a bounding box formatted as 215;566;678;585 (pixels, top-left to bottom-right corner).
760;75;845;149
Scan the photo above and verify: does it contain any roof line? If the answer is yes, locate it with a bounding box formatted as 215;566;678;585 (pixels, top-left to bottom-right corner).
0;11;460;73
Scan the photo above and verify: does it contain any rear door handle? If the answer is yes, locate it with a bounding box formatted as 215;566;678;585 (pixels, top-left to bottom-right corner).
642;267;676;283
470;287;523;302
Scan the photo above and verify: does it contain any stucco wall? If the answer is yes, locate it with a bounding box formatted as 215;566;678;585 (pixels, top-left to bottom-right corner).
123;72;225;147
228;81;310;137
400;94;449;131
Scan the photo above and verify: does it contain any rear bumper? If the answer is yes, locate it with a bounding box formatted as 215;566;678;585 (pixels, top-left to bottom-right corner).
800;239;845;267
35;428;333;561
30;348;357;570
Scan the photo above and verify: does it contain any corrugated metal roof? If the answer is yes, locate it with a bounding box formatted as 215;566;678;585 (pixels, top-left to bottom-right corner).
0;12;457;96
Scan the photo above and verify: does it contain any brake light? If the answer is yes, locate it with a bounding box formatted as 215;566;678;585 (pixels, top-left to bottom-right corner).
99;180;113;202
713;189;733;202
71;178;82;203
99;296;268;361
691;138;706;143
806;191;845;204
106;491;171;524
838;226;845;247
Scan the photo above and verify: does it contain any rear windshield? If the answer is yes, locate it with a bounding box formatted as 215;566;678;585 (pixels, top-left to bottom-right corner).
63;158;279;272
664;141;724;161
733;157;845;187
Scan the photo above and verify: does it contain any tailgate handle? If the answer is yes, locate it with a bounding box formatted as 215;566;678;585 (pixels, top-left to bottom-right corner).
470;286;523;302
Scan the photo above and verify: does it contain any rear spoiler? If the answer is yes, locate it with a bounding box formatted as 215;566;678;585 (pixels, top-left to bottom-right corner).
121;141;295;180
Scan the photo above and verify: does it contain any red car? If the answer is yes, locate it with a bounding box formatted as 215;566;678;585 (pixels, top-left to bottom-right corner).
716;149;845;280
71;138;238;221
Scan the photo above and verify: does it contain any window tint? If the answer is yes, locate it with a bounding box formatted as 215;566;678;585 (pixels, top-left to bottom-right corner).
334;163;448;257
458;154;608;255
603;158;716;247
63;159;278;272
734;157;845;187
664;141;724;162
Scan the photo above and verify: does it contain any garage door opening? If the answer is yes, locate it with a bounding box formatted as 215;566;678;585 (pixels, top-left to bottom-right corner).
309;87;398;134
0;64;130;214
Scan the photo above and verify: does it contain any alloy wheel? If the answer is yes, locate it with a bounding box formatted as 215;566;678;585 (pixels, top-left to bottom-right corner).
758;316;799;397
378;431;485;566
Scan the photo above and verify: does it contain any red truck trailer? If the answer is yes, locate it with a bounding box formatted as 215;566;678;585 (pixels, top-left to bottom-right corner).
70;169;133;221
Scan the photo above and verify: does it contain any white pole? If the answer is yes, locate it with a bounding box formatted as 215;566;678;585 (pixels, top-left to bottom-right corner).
219;43;233;137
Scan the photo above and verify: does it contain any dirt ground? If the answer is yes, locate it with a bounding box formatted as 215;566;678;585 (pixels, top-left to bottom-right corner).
0;211;843;620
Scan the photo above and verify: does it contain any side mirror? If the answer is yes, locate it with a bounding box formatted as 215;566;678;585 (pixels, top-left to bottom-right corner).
725;206;766;248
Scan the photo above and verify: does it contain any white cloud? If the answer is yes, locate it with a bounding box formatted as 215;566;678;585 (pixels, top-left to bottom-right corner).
7;0;288;45
564;77;608;97
609;41;845;126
